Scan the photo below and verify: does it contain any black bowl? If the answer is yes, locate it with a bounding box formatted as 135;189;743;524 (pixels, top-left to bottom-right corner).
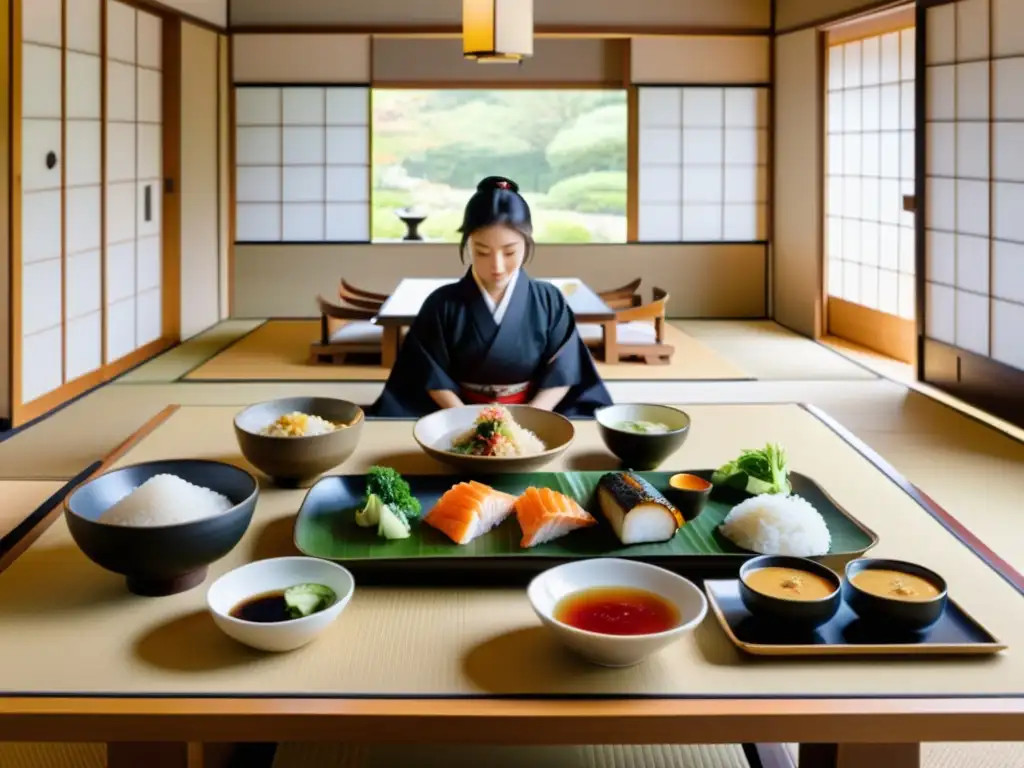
664;473;713;522
594;404;691;471
64;459;259;597
843;558;948;632
738;555;842;629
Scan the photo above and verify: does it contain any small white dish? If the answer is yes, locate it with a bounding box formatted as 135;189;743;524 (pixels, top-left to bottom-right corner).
527;558;707;667
207;556;354;652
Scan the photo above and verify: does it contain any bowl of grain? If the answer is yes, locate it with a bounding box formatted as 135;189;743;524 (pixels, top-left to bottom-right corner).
233;397;364;488
65;459;259;597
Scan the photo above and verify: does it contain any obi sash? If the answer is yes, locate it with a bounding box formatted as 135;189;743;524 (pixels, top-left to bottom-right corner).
460;380;532;405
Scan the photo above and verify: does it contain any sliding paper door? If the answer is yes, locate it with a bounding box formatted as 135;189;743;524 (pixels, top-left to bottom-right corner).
921;0;1024;426
19;0;64;403
104;0;162;364
64;0;103;382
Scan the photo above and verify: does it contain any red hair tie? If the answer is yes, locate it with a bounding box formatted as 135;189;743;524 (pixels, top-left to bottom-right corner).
496;180;510;189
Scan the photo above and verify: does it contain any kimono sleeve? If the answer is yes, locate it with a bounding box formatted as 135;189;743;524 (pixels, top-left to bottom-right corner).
532;288;588;391
397;294;461;393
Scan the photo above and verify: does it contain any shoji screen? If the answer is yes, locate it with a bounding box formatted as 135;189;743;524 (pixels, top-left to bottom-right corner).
20;0;64;403
104;0;162;364
65;0;103;382
826;29;916;320
235;86;370;243
636;86;769;242
922;0;1024;424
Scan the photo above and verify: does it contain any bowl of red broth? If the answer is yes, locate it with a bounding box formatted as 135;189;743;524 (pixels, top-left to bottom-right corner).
527;558;707;667
207;556;354;652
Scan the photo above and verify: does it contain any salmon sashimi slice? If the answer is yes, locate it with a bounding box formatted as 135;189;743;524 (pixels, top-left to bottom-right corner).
514;486;598;548
424;481;517;545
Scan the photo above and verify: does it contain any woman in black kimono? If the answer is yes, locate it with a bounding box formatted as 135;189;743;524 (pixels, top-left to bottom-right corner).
368;176;612;418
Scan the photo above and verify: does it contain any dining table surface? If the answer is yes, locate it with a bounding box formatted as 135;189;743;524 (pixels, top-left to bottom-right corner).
375;277;616;326
0;402;1022;768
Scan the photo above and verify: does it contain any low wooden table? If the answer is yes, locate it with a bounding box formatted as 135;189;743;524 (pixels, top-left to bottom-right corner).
374;277;615;367
0;403;1022;768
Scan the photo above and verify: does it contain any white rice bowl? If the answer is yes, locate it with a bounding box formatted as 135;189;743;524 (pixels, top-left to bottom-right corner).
98;473;234;527
719;493;831;557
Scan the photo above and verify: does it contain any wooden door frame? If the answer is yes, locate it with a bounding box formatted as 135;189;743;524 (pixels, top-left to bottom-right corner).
819;4;918;364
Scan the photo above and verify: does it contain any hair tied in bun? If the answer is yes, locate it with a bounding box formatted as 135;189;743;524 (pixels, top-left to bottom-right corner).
477;175;520;194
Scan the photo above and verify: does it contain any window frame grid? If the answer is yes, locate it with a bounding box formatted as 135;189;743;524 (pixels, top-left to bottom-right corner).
234;82;372;245
825;27;918;321
633;82;771;245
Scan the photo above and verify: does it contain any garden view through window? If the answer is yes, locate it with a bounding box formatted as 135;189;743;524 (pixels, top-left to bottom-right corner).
370;89;628;243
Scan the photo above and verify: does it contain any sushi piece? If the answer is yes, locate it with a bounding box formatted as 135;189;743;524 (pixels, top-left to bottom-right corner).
423;481;516;545
596;472;685;545
514;487;598;548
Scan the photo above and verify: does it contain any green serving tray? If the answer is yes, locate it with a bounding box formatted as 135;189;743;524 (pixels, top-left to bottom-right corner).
292;469;879;584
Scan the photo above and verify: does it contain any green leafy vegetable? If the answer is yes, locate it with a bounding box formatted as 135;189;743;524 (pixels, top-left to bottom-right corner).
378;503;411;540
711;443;791;496
366;466;421;519
283;583;336;618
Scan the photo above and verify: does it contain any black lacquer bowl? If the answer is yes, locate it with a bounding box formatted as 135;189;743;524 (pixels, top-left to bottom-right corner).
65;459;259;597
594;404;691;471
738;555;843;630
843;558;949;632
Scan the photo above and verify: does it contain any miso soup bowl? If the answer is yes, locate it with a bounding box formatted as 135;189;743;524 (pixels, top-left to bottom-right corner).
739;555;843;630
233;396;364;488
594;404;691;471
527;558;708;667
843;558;948;632
207;556;355;653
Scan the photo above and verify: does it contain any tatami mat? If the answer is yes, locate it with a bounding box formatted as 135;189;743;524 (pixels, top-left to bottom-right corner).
182;319;752;382
0;481;67;541
117;319;265;383
272;743;750;768
675;320;878;381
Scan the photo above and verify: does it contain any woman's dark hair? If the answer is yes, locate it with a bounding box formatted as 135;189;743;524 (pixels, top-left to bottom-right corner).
458;176;535;263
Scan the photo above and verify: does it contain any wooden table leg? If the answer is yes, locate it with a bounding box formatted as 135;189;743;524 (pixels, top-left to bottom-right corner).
107;742;241;768
799;743;920;768
381;326;399;369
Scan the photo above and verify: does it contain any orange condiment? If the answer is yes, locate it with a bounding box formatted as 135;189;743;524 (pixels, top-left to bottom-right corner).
554;587;680;636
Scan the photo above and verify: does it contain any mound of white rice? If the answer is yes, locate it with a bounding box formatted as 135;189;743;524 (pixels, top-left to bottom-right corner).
99;473;234;527
719;493;831;557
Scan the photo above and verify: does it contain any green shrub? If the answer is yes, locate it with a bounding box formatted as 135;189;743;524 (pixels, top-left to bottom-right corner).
372;188;413;210
546;104;628;177
546;172;627;214
371;206;408;241
536;218;593;244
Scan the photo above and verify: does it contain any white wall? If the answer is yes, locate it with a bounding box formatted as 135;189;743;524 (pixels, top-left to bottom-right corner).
232;243;768;319
179;21;222;338
773;29;824;338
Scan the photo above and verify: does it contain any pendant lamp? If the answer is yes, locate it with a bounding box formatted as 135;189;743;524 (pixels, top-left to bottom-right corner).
463;0;534;63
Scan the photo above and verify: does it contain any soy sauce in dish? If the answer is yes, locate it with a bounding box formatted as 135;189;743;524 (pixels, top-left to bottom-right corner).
230;590;293;623
554;586;680;635
229;583;337;623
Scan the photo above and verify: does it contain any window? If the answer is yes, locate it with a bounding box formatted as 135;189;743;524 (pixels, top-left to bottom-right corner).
826;29;916;320
370;89;628;244
636;86;769;242
235;85;370;243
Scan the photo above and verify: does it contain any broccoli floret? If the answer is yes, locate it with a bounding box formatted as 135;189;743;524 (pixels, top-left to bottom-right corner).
365;466;421;519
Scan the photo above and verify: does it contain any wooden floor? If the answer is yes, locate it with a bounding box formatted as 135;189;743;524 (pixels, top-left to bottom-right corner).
1;318;1022;768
